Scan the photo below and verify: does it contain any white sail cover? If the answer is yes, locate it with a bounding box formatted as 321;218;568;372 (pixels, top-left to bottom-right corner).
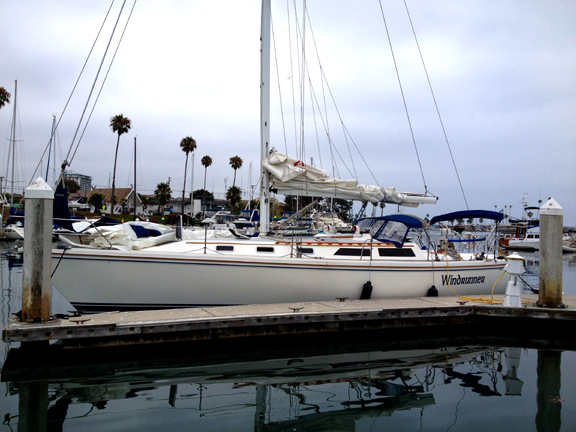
262;151;437;207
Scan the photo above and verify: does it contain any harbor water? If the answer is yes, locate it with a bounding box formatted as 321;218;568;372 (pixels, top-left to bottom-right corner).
1;242;576;431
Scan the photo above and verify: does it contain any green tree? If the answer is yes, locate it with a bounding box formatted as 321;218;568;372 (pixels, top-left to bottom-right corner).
229;155;243;187
64;179;81;196
283;195;315;213
154;182;172;212
180;136;197;214
88;193;104;214
109;114;132;218
0;87;11;110
138;194;150;205
226;185;242;215
193;189;213;200
201;155;213;216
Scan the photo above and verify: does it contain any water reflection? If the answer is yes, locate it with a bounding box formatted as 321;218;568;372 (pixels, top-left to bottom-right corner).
1;244;574;431
1;340;570;432
536;350;562;432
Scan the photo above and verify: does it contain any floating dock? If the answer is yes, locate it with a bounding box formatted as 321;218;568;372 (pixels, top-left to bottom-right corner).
4;294;576;349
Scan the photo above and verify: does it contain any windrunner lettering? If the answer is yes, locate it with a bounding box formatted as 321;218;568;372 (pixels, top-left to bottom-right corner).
441;275;485;286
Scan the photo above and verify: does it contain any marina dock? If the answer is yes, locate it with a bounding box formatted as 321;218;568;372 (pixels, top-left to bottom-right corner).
4;294;576;349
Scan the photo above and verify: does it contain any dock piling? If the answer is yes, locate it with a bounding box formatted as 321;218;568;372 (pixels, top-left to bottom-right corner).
21;177;53;323
539;198;563;308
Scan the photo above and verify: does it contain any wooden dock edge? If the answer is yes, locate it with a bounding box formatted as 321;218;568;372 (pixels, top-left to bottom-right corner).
3;294;576;349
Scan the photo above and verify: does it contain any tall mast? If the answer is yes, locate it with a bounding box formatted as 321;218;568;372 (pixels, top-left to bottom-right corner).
46;114;57;184
190;152;195;215
133;136;137;217
9;80;17;206
259;0;271;234
248;161;253;210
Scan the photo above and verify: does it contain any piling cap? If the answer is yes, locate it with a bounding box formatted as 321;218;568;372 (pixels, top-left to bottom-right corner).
505;252;525;275
507;252;525;261
24;177;54;200
540;197;563;216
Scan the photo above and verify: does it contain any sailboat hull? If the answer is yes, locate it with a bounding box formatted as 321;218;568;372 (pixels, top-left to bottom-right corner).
51;248;507;312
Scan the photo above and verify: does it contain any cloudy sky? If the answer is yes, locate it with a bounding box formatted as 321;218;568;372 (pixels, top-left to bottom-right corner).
1;0;575;225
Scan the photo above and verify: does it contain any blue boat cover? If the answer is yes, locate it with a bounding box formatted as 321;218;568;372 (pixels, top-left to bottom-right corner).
5;207;25;226
53;178;73;230
430;210;504;225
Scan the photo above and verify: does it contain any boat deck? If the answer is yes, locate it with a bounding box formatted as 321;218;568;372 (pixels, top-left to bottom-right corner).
4;294;576;348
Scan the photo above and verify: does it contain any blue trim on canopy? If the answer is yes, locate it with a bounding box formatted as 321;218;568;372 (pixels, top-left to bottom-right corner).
430;210;504;225
360;214;427;229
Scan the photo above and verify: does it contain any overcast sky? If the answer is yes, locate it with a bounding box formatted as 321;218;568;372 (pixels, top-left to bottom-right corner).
1;0;575;225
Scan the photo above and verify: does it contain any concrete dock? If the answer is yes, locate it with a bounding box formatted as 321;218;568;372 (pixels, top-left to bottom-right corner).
4;294;576;349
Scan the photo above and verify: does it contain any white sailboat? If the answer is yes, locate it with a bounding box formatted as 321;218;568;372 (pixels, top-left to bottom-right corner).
50;1;508;312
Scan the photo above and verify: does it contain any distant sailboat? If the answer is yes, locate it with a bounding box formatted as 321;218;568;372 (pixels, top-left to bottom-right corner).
2;80;25;240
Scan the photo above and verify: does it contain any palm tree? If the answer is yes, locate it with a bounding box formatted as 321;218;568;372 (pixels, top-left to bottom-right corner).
226;185;242;215
109;114;132;218
180;136;197;215
201;155;213;216
229;155;243;187
0;87;11;110
154;182;172;215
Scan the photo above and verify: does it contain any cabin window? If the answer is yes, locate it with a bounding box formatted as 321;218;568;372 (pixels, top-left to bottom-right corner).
334;248;371;257
299;248;314;254
257;247;275;253
378;248;415;257
216;245;234;252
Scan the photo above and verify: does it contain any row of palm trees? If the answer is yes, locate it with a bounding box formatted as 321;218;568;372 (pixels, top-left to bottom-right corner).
109;112;246;218
181;148;245;216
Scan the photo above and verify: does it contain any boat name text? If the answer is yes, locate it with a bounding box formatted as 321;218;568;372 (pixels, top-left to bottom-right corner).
441;275;485;286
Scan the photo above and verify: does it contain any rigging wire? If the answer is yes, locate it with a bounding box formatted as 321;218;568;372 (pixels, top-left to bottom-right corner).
274;1;377;188
270;14;289;155
378;0;428;193
304;6;378;185
304;3;356;179
307;76;323;169
402;0;469;208
287;1;300;158
69;0;138;166
28;0;117;185
63;0;128;171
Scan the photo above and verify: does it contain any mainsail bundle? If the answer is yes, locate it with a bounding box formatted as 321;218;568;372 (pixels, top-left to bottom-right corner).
263;151;437;207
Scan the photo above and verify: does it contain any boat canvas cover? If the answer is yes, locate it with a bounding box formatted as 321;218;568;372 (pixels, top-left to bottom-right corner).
262;151;437;207
429;210;504;225
53;178;73;230
369;214;427;248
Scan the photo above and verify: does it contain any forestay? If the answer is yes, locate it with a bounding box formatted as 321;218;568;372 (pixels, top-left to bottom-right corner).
263;151;437;207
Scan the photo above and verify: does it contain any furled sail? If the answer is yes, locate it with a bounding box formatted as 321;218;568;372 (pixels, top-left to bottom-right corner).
262;151;437;207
